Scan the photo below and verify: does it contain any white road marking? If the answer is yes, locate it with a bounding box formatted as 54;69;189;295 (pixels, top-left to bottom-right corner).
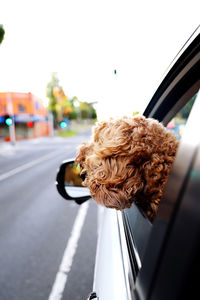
48;201;89;300
0;150;64;182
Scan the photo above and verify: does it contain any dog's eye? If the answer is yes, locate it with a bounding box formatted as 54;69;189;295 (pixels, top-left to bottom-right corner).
80;173;86;181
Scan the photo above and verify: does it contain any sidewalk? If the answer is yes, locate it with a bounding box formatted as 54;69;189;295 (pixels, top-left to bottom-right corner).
0;136;66;148
0;120;95;149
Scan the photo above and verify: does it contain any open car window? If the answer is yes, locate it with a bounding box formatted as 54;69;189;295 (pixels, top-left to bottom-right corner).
121;91;199;281
120;28;200;288
121;92;199;282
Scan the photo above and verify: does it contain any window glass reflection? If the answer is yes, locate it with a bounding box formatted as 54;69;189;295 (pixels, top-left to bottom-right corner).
166;94;197;139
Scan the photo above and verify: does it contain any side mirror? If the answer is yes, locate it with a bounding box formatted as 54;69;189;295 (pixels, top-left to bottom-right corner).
56;159;91;205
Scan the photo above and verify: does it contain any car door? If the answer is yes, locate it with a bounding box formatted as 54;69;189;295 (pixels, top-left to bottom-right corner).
93;26;200;300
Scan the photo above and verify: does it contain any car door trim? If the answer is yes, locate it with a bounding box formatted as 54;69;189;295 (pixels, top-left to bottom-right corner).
144;27;200;120
117;211;137;300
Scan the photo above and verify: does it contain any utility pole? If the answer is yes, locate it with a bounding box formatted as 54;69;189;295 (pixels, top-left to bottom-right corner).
6;92;16;145
48;111;54;136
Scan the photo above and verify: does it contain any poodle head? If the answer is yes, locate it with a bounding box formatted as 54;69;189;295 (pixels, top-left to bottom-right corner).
76;116;178;220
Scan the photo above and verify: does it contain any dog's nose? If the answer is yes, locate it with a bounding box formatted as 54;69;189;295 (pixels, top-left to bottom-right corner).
80;173;86;181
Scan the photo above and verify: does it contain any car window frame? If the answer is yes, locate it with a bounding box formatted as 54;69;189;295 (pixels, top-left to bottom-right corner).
119;26;200;299
135;90;200;300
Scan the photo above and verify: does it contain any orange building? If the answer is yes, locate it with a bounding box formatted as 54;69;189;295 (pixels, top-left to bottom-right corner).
0;92;50;141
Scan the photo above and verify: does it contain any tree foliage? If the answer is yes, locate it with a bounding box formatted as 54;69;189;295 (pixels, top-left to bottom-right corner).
68;97;97;120
46;73;97;127
0;24;5;45
46;73;72;127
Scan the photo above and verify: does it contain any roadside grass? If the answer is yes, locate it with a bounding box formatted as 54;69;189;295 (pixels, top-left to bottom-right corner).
57;130;78;137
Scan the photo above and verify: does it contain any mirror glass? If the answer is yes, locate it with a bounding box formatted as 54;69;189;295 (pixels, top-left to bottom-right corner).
64;162;90;198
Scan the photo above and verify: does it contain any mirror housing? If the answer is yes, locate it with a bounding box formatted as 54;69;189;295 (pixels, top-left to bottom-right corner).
56;159;91;205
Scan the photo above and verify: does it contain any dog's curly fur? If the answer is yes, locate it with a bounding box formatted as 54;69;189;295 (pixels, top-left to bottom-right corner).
76;116;179;221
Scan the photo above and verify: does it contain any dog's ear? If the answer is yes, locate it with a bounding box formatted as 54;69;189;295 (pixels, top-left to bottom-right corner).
90;184;133;210
88;162;145;211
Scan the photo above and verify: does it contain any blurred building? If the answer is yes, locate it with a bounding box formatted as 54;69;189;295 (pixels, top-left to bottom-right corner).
0;92;50;141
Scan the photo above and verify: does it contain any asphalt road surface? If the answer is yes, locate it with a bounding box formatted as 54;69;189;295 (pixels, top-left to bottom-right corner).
0;130;98;300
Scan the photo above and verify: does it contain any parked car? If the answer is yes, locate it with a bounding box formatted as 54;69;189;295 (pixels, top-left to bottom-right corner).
56;26;200;300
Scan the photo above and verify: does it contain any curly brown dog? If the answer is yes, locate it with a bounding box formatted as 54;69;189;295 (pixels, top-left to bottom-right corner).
76;116;179;221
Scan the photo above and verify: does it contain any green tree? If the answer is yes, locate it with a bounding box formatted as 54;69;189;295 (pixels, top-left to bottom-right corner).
68;97;78;120
68;98;97;120
0;24;5;45
46;73;59;127
79;101;97;119
46;73;72;127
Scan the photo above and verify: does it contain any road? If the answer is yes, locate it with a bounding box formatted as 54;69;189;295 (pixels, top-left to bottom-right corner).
0;131;98;300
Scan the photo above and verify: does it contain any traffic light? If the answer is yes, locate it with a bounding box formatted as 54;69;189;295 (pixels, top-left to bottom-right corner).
27;122;34;128
5;115;13;126
60;121;67;128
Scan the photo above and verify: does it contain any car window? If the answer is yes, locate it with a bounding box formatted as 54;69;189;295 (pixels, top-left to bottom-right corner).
122;90;199;282
123;31;200;299
166;94;197;139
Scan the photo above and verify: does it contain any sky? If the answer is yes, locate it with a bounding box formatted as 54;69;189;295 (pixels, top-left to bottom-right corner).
0;0;199;120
